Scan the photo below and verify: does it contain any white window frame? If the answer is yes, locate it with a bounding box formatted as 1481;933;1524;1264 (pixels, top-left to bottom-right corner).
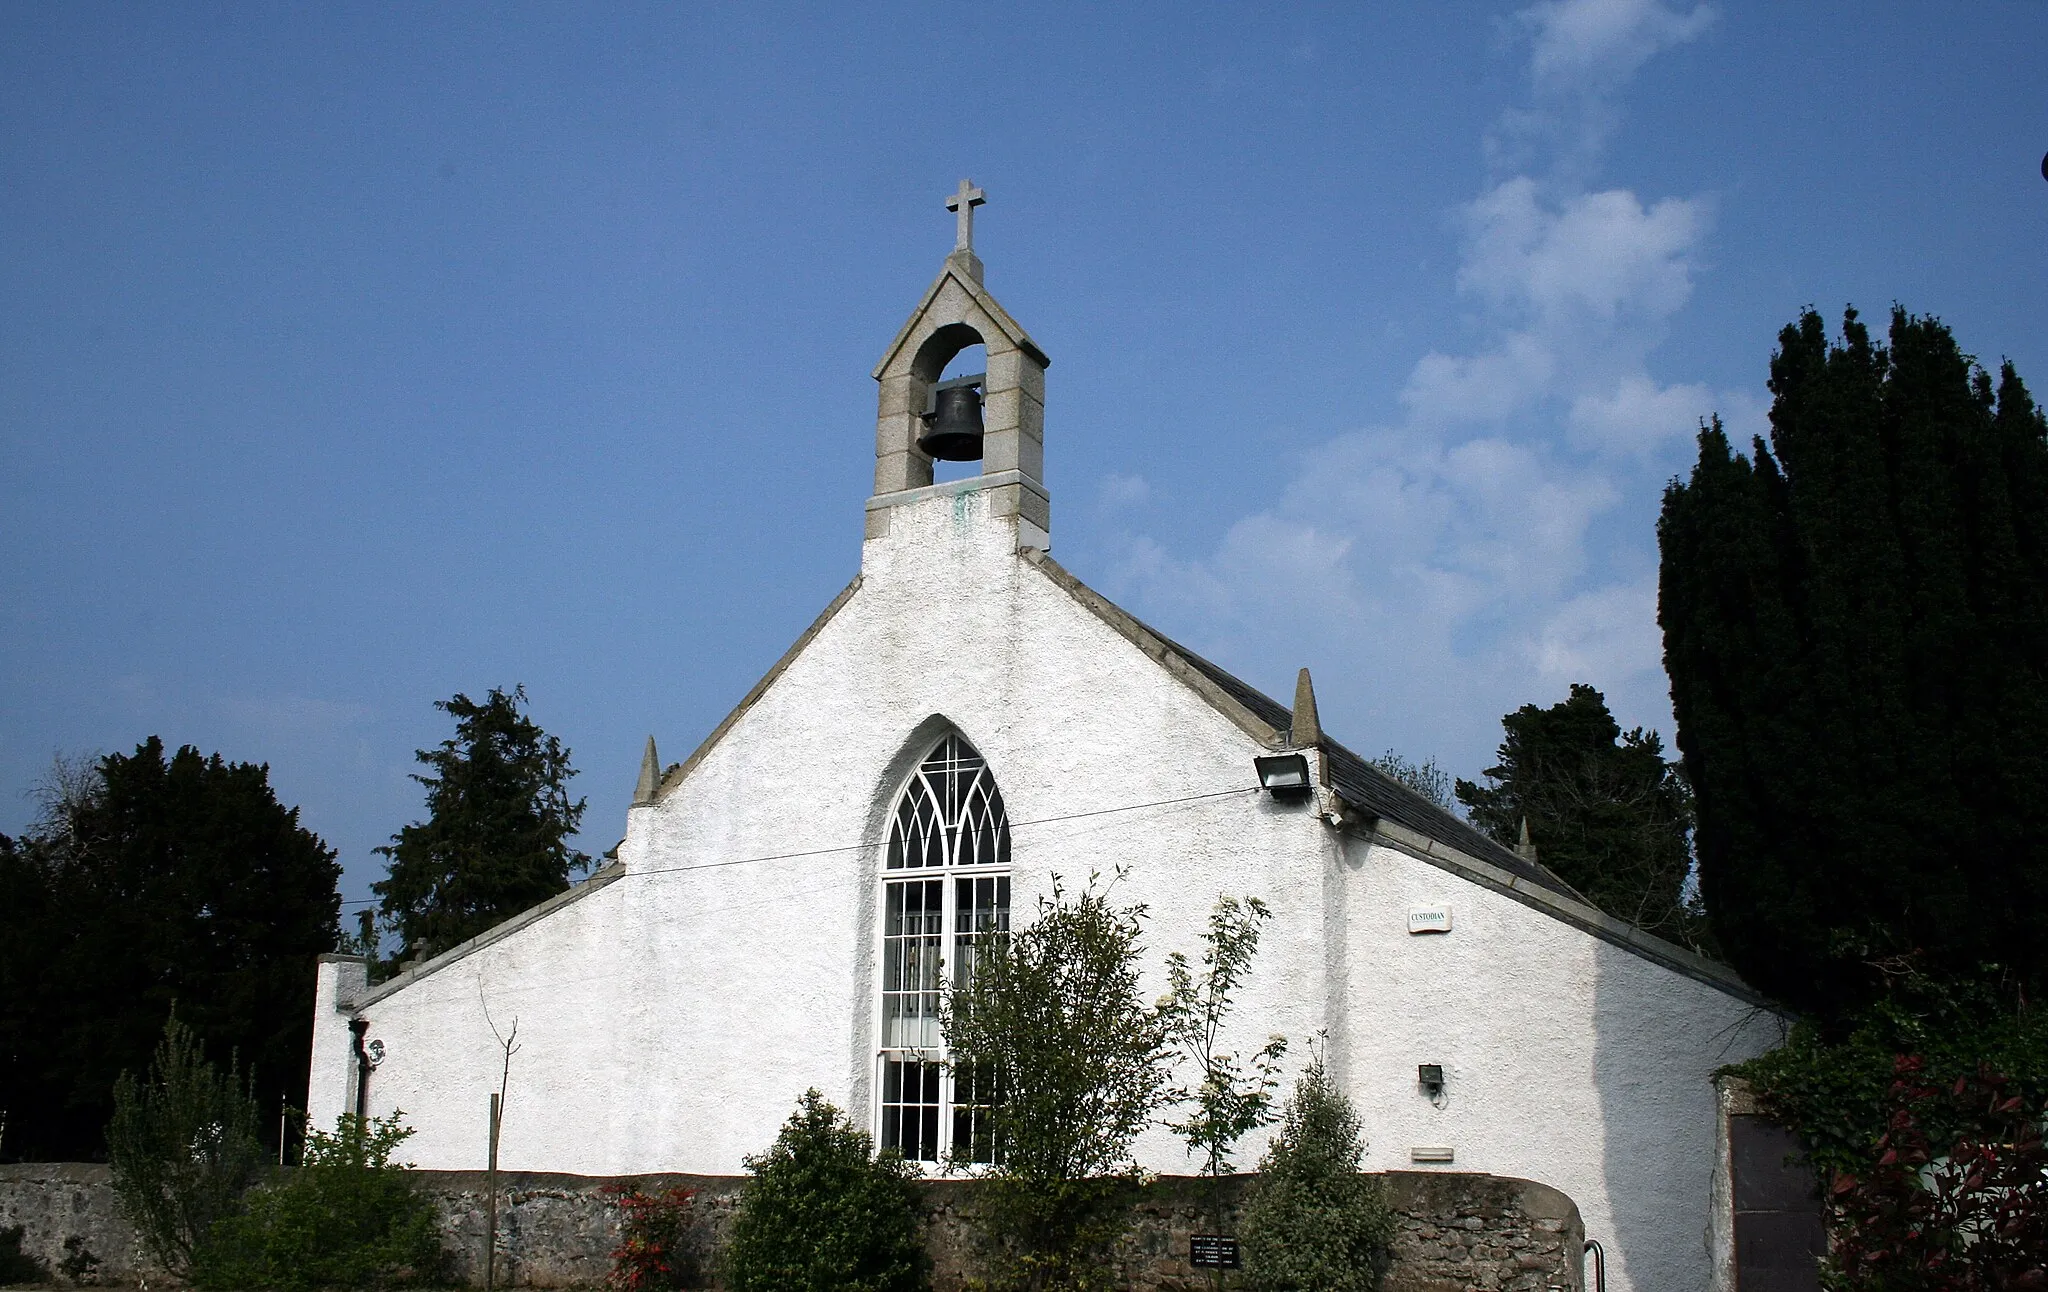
874;734;1010;1166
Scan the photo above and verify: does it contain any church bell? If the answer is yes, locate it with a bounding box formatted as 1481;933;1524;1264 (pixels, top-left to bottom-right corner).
918;381;985;461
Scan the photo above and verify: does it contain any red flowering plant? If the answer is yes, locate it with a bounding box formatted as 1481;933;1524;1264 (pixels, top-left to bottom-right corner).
601;1183;701;1292
1822;1056;2048;1292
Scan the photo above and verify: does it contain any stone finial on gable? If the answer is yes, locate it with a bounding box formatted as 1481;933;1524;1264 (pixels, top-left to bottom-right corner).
1291;667;1322;748
866;183;1052;553
633;736;661;807
1516;817;1539;864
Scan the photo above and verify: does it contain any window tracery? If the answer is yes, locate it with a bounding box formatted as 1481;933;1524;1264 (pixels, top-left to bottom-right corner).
877;733;1011;1163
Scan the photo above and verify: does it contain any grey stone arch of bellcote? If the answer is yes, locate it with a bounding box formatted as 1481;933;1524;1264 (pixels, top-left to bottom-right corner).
846;714;1008;1128
868;252;1051;546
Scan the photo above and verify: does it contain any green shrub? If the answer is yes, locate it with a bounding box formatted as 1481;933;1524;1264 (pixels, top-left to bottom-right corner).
0;1225;51;1286
1239;1055;1394;1292
723;1090;926;1292
106;1012;265;1277
192;1112;444;1291
1730;972;2048;1179
943;875;1170;1290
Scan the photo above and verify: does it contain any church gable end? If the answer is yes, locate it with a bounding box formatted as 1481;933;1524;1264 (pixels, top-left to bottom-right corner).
302;194;1787;1292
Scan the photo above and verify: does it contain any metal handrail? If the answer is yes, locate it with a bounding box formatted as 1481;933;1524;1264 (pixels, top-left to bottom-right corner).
1584;1238;1606;1292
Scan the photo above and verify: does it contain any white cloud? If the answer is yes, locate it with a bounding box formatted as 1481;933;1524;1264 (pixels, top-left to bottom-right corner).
1099;0;1724;779
1490;0;1714;176
1459;180;1702;327
1567;374;1714;454
1520;0;1716;98
1532;578;1665;690
1095;472;1152;512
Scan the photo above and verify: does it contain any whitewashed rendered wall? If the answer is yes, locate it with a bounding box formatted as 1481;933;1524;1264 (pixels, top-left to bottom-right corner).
309;489;1321;1177
1331;837;1783;1292
308;486;1781;1292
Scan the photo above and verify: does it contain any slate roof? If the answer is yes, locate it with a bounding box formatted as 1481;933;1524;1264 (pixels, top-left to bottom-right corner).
1126;619;1588;904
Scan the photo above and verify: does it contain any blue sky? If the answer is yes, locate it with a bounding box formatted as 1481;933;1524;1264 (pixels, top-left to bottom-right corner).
4;1;2045;918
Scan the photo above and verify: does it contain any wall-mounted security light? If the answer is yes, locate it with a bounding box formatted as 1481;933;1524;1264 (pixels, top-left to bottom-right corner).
1254;753;1314;801
1418;1064;1445;1099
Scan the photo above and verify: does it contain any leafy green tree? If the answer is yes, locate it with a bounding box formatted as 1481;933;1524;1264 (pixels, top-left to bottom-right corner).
374;686;589;962
194;1111;444;1291
1365;751;1453;812
1659;307;2048;1019
942;874;1172;1291
107;1014;266;1277
723;1090;926;1292
1161;896;1287;1180
0;741;340;1161
1454;685;1697;941
1239;1051;1394;1292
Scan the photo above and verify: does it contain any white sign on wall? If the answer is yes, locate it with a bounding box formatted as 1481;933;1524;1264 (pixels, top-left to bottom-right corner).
1408;905;1453;934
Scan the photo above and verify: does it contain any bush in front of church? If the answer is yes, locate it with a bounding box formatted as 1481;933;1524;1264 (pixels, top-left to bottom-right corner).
191;1112;446;1291
105;1012;268;1279
722;1089;928;1292
1238;1054;1394;1292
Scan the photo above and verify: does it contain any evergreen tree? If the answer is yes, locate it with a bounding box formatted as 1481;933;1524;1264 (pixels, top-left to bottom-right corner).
374;686;589;962
0;741;340;1161
1658;307;2048;1019
1239;1052;1394;1292
723;1090;927;1292
1454;685;1697;941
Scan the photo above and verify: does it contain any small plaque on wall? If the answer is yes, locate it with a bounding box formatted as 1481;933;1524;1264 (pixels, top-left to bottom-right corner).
1411;1145;1456;1163
1408;905;1453;934
1189;1235;1241;1269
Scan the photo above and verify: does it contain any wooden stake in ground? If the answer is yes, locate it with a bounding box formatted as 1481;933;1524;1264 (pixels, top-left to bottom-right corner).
486;1093;501;1292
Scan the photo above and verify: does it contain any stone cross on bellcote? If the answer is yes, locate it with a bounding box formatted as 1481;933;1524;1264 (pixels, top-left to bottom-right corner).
946;179;986;254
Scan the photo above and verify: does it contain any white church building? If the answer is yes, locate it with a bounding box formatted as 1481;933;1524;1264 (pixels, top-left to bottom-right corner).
311;189;1785;1292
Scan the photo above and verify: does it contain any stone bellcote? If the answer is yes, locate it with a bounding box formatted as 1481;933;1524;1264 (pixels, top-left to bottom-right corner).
866;180;1051;551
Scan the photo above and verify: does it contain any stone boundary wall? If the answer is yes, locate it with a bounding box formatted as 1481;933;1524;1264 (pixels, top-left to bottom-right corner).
0;1165;1580;1291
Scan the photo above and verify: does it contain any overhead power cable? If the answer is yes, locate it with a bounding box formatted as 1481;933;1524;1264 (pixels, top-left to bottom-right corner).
336;782;1260;909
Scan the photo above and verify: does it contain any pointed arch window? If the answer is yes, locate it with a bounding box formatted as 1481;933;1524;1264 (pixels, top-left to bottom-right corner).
877;733;1010;1164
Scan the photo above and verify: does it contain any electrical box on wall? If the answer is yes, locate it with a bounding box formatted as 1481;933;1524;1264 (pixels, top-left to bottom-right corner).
1408;905;1452;934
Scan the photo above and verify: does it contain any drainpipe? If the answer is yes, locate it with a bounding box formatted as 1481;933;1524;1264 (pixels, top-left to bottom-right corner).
348;1019;372;1122
1584;1238;1606;1292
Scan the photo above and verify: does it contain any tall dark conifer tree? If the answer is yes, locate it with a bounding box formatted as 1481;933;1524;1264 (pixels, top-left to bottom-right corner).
0;740;341;1160
1659;307;2048;1019
1454;685;1697;941
374;686;589;962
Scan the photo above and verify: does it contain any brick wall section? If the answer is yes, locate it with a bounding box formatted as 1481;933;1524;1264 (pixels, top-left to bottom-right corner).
0;1165;1580;1290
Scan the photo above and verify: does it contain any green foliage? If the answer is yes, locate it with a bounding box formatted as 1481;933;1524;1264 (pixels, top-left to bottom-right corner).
1817;1059;2047;1292
604;1183;701;1292
1454;684;1699;944
0;741;341;1160
106;1013;266;1277
374;686;590;963
1659;307;2048;1018
942;874;1171;1291
1364;752;1453;812
1239;1053;1394;1292
722;1090;926;1292
0;1224;51;1286
193;1112;444;1292
1731;973;2048;1181
1161;896;1286;1179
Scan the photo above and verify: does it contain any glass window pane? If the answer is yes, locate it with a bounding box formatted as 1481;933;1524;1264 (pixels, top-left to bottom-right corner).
879;734;1013;1163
